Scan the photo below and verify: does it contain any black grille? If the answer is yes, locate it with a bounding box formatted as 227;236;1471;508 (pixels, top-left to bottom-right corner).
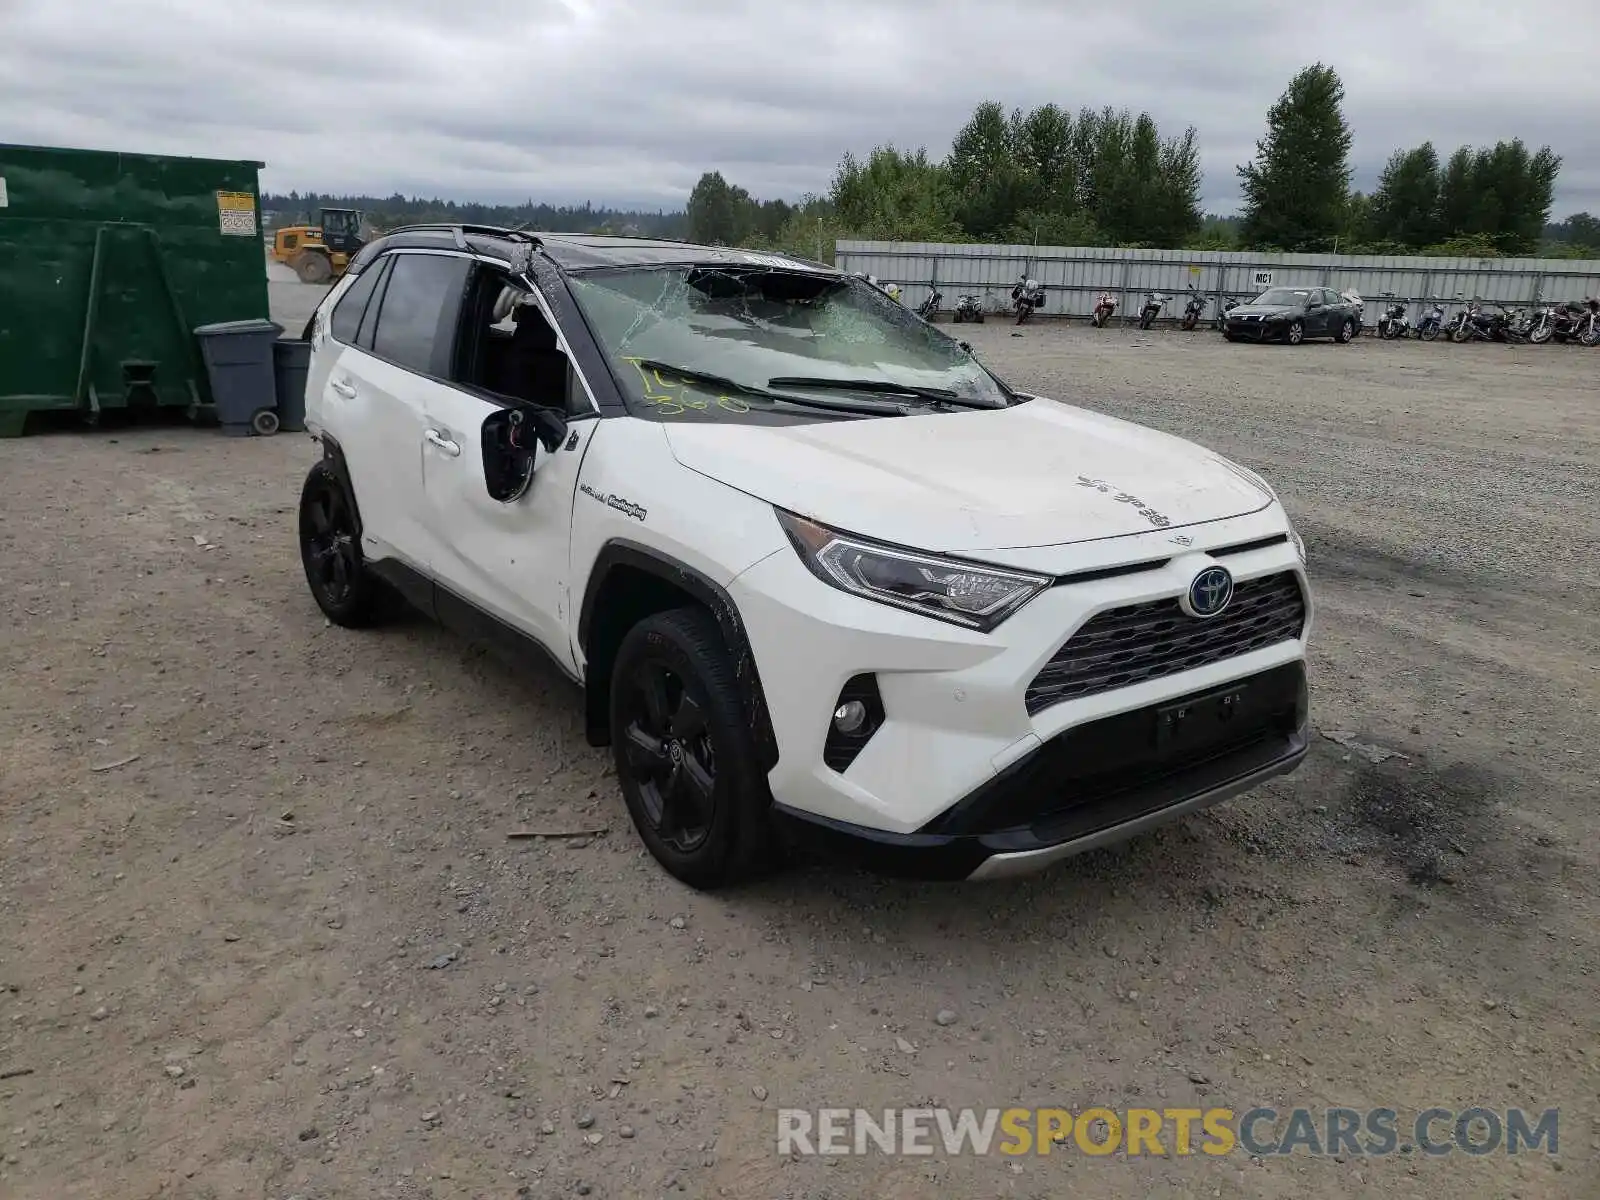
1025;572;1306;715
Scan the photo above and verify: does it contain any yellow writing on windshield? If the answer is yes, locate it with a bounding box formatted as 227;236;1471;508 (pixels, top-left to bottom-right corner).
620;357;752;416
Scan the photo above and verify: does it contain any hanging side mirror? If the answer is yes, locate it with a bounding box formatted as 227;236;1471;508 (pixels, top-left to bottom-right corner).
480;407;568;503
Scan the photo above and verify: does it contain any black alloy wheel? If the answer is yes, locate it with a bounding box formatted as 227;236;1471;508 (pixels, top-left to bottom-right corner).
298;462;384;626
608;608;776;887
620;658;717;854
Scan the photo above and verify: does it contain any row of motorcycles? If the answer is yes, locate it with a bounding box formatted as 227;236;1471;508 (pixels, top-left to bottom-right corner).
1374;294;1600;344
916;274;1600;344
1092;287;1281;331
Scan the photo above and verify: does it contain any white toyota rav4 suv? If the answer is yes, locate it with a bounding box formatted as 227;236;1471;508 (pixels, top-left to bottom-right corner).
298;225;1312;888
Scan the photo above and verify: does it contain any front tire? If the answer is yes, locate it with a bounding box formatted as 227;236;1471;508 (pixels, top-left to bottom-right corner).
1286;320;1305;346
1420;323;1440;342
609;608;776;889
298;461;385;627
1181;312;1198;331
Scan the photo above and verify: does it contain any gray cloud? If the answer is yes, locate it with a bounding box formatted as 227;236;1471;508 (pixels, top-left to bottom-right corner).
2;0;1595;216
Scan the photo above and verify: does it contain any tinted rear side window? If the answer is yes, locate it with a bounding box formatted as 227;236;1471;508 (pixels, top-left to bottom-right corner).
330;264;383;345
372;253;471;376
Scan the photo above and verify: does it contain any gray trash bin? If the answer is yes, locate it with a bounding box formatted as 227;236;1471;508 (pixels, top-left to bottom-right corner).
194;319;284;436
272;339;311;432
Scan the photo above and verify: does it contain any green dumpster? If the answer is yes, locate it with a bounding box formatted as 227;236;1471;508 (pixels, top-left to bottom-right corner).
0;142;270;437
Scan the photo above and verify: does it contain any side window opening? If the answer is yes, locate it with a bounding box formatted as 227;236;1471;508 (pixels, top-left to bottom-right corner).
454;264;584;416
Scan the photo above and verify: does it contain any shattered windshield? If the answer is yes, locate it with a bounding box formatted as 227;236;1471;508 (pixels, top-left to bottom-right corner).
567;264;1013;422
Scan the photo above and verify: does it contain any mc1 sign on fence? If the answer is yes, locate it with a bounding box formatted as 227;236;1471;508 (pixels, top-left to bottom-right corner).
1252;270;1274;287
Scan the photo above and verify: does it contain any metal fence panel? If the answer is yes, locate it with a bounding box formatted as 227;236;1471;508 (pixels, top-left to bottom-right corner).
838;241;1600;324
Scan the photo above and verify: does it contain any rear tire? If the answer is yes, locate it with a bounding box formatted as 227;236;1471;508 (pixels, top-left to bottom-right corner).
609;608;777;889
298;462;386;627
1335;318;1355;344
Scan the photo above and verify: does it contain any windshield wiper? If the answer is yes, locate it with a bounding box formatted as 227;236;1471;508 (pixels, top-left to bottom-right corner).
767;376;997;410
633;360;910;417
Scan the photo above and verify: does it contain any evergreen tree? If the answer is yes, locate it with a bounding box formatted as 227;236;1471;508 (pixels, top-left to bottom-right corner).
1368;143;1441;248
686;171;750;245
1236;63;1353;250
945;101;1032;238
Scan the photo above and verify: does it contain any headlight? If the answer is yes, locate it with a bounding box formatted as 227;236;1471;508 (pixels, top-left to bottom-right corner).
1289;525;1306;564
776;511;1050;632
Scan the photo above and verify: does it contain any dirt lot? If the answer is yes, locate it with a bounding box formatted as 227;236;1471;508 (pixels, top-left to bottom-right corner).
2;305;1596;1199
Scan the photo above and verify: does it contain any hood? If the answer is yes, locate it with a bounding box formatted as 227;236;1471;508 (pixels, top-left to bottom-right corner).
1228;304;1300;319
663;398;1272;555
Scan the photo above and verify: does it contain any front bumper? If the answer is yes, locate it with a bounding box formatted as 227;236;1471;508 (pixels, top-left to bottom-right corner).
773;662;1309;880
728;516;1312;878
1225;316;1288;341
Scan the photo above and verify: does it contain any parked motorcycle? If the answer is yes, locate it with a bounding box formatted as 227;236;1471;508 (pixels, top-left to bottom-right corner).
916;286;943;320
1011;275;1046;324
1576;298;1600;346
1090;291;1118;327
1451;302;1521;343
1137;291;1171;330
1528;301;1583;344
1179;287;1205;331
1447;302;1485;342
1377;295;1412;340
951;294;985;324
1416;300;1446;341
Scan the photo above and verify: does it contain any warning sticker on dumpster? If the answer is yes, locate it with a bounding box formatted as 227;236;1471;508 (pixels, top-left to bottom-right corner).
216;190;257;237
0;176;8;208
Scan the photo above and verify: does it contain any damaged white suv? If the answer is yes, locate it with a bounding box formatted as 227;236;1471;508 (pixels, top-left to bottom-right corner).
299;225;1312;888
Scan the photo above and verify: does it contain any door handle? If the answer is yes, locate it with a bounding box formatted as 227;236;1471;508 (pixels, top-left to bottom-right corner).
330;378;357;399
425;429;461;457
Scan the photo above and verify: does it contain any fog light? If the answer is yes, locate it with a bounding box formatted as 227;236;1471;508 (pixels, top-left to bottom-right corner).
833;700;868;734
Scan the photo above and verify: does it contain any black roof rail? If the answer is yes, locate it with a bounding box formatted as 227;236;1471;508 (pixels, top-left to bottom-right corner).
381;222;542;246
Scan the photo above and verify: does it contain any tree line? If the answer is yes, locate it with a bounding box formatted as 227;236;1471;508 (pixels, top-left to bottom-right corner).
260;192;688;239
269;68;1595;263
689;64;1590;261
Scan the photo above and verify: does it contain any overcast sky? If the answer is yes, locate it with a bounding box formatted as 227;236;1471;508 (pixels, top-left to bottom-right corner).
3;0;1595;218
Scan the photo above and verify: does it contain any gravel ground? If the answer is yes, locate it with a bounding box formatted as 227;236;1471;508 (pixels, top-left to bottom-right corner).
1;297;1596;1199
